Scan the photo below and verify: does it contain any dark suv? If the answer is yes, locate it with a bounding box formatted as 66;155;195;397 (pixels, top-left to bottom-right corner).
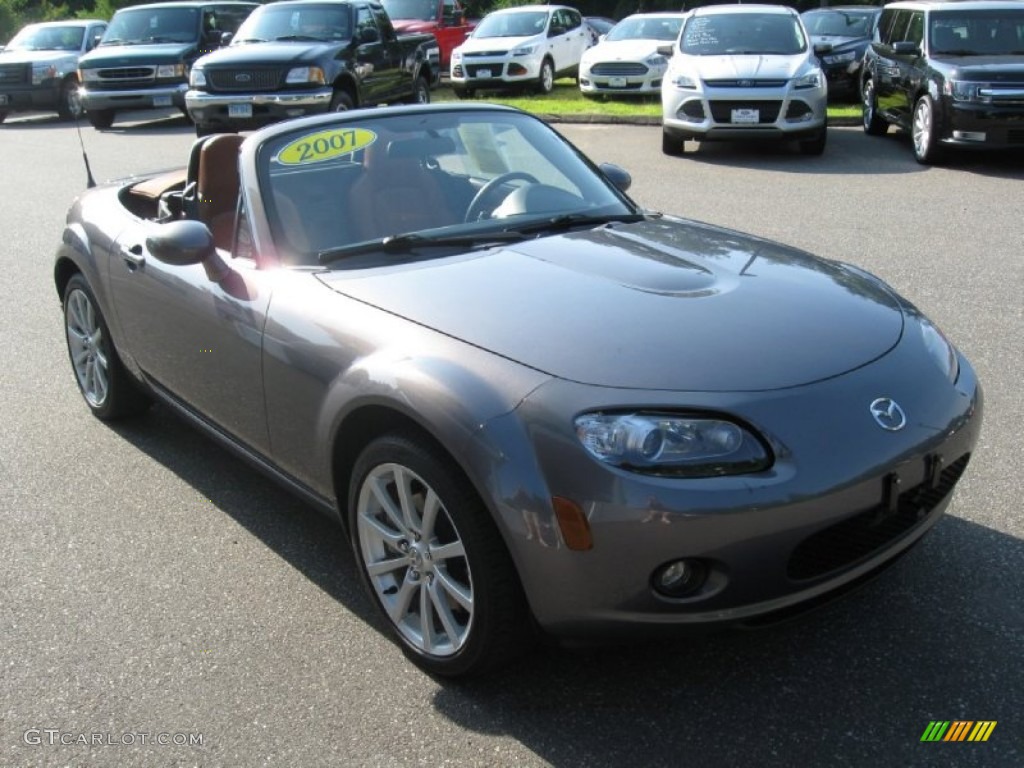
77;1;258;130
861;0;1024;163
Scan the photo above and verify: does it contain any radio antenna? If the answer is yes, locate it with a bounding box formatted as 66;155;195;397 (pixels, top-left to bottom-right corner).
73;102;97;189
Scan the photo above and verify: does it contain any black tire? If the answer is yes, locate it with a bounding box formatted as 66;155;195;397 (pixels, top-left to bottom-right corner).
348;432;532;677
0;111;7;124
86;108;115;130
861;78;888;136
63;274;150;421
57;78;81;120
407;75;430;104
452;86;474;99
330;90;354;111
536;58;554;95
662;130;685;157
912;94;942;165
179;107;194;125
800;122;828;156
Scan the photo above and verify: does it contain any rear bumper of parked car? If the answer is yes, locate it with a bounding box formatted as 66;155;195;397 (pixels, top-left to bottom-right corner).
80;83;188;112
185;88;334;130
663;83;827;142
939;98;1024;149
472;346;981;640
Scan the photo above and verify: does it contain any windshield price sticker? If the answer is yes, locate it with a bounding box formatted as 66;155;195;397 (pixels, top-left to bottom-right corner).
276;128;378;165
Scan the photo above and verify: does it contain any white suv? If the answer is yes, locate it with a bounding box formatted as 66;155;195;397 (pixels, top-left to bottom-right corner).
660;4;828;156
450;5;589;96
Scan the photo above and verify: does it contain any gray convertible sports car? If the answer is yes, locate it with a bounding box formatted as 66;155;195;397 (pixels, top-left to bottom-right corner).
55;104;982;676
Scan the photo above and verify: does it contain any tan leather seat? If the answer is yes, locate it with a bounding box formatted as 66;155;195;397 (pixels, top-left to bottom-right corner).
196;134;245;251
348;134;459;242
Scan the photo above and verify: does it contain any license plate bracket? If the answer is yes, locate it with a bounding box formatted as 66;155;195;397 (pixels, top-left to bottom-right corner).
228;103;253;118
731;108;760;124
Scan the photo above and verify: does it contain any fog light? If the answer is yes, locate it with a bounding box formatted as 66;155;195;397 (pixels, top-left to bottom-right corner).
652;558;708;598
953;130;986;142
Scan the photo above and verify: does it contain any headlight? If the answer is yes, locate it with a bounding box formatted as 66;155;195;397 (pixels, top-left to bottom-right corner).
80;68;100;83
670;72;698;89
944;79;984;102
574;412;771;477
920;318;960;383
285;66;326;85
645;54;667;70
156;63;185;79
451;49;462;63
189;69;207;87
823;51;856;65
513;44;537;56
792;70;823;89
32;63;57;84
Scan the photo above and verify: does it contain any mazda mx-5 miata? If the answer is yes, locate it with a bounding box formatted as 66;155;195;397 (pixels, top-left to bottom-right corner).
55;104;981;676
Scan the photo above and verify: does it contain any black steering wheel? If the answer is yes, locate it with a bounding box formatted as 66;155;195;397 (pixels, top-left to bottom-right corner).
464;172;540;223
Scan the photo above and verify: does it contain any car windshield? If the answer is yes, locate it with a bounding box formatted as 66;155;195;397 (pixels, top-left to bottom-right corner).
605;16;683;43
930;9;1024;56
234;4;352;43
6;24;85;51
258;109;637;266
681;13;806;56
382;0;436;22
474;11;549;38
102;7;199;45
802;10;876;38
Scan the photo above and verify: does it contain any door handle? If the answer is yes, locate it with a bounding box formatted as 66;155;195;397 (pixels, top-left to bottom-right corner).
121;243;145;269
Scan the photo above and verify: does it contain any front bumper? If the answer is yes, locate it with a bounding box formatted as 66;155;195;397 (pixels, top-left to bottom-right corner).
80;83;188;112
580;65;665;95
469;338;982;639
662;82;827;141
450;57;541;88
0;82;62;113
939;97;1024;149
185;88;333;130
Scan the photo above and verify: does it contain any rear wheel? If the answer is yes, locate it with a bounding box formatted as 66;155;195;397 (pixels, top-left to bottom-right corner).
862;78;888;136
407;75;430;104
912;94;942;165
536;58;554;95
57;78;81;120
349;432;532;677
86;108;115;130
63;274;150;421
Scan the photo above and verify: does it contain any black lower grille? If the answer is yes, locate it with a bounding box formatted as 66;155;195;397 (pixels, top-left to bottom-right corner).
709;100;781;123
592;62;648;76
209;69;282;92
467;64;503;77
787;454;970;581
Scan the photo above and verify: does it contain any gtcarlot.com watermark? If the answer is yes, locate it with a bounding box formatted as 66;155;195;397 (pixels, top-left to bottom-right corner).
23;729;203;747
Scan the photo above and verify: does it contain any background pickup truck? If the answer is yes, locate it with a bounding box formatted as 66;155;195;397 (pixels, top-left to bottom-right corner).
186;0;440;136
382;0;475;69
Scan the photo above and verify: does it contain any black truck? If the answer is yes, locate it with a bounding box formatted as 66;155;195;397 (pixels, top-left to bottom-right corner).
185;0;440;135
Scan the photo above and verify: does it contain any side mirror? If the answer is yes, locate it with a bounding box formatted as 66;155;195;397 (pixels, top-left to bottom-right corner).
146;220;215;266
549;25;566;38
656;43;673;57
360;26;380;44
599;162;631;193
893;40;919;55
220;31;234;46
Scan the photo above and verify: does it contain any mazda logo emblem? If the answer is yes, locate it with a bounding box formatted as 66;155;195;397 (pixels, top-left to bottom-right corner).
235;73;252;83
870;398;906;431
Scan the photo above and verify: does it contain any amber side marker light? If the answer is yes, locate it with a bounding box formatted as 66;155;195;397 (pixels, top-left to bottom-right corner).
552;496;593;551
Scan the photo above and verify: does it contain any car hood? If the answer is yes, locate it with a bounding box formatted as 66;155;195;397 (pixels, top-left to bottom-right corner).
686;53;808;80
933;56;1024;81
392;20;439;33
200;41;346;66
584;39;663;62
317;219;904;391
0;49;79;65
81;42;195;67
461;34;539;53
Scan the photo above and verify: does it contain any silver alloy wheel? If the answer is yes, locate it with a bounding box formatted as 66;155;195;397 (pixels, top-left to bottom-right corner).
862;81;874;128
356;462;473;656
65;288;109;407
540;60;554;93
913;97;933;158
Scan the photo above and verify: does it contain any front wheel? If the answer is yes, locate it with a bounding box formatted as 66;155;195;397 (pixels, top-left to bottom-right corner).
329;90;354;111
86;108;115;130
407;75;430;104
63;274;150;420
0;111;7;124
912;94;942;165
662;130;686;157
57;78;81;120
536;58;554;95
349;432;532;677
862;78;888;136
799;123;828;156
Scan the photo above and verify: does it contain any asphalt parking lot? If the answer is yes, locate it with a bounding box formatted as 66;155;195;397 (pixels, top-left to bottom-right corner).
1;110;1021;767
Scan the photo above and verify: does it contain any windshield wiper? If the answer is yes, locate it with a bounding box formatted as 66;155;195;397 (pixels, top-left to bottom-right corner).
235;37;267;44
504;212;651;236
274;34;326;42
937;49;980;56
318;230;529;265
